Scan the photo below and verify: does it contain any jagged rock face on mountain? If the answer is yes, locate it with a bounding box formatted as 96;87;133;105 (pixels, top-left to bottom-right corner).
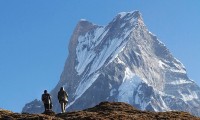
22;11;200;116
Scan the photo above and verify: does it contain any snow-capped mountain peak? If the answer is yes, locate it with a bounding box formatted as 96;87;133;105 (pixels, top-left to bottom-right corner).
117;11;144;27
23;11;200;116
118;10;141;20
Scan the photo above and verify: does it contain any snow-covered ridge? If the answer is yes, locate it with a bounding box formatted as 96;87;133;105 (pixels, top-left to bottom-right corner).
75;73;100;98
168;79;193;85
66;73;100;109
179;90;198;101
118;10;140;18
159;60;186;74
75;27;107;75
75;11;141;76
80;19;87;21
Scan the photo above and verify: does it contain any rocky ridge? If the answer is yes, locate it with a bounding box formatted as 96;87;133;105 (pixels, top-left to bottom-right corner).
2;102;200;120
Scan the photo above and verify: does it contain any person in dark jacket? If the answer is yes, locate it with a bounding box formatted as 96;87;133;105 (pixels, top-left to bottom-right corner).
42;90;52;111
57;87;68;113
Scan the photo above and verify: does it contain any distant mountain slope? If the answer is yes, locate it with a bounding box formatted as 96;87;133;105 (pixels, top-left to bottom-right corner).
23;11;200;116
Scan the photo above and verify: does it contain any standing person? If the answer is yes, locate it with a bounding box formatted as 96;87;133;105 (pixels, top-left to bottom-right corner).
58;87;68;113
42;90;52;111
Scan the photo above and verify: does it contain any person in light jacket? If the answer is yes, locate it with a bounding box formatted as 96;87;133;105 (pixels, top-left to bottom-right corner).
57;87;68;113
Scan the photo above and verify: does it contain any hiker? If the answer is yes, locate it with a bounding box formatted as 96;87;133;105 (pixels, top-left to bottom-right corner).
58;87;68;113
42;90;52;111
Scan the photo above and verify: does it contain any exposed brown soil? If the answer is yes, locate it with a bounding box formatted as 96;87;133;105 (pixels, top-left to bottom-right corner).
1;102;200;120
0;109;60;120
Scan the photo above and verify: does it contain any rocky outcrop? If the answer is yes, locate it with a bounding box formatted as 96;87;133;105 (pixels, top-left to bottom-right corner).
0;109;60;120
2;102;200;120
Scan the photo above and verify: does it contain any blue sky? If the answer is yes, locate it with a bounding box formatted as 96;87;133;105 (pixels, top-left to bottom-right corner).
0;0;199;112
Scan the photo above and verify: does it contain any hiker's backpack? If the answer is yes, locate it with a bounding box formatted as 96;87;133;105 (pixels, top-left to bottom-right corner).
42;94;51;104
58;91;68;102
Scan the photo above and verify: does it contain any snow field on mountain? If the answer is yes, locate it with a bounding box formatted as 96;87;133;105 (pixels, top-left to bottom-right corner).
76;27;108;75
117;67;142;104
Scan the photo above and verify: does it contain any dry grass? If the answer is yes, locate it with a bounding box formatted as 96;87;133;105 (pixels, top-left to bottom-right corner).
0;109;60;120
57;102;200;120
1;102;200;120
